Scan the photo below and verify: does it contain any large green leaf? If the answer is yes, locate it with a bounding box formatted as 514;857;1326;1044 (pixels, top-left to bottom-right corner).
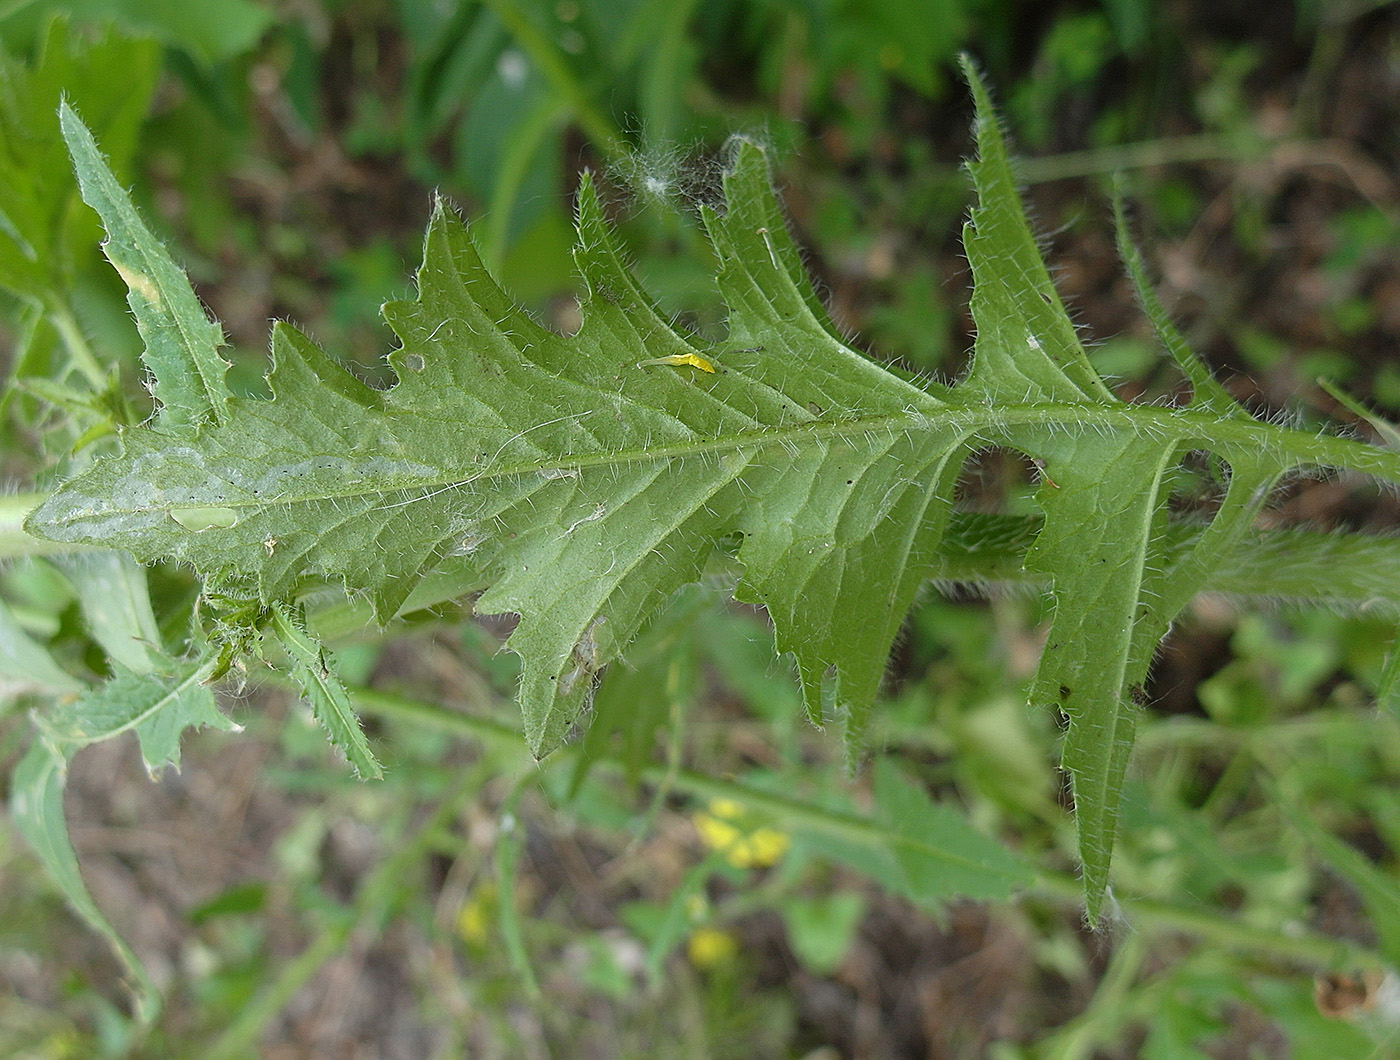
26;67;1400;917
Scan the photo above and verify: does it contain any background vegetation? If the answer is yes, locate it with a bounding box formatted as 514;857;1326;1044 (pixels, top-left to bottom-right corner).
2;0;1399;1057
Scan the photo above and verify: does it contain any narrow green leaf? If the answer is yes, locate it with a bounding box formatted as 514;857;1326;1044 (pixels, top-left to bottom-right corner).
59;100;230;428
269;603;383;780
1316;377;1400;451
6;553;230;1020
871;759;1030;902
10;742;160;1023
0;595;81;700
1113;190;1240;417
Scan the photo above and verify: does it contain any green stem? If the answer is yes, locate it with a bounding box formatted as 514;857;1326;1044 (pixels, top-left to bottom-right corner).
0;493;93;557
1015;133;1262;184
481;0;628;162
46;298;111;391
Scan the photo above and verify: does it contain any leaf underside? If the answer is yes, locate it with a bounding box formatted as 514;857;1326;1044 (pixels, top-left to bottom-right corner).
29;61;1400;919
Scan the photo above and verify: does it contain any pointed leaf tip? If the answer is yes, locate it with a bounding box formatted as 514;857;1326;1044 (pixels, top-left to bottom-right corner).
60;100;231;429
723;136;770;174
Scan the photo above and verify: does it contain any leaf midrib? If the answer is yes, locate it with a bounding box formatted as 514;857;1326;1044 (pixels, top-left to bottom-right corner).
51;400;1400;524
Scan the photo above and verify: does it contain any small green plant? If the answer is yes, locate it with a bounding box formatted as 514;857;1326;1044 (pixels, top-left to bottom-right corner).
7;49;1400;1044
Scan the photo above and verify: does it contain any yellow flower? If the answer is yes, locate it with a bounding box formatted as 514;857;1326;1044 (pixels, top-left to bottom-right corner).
455;883;495;945
692;798;790;869
687;927;739;969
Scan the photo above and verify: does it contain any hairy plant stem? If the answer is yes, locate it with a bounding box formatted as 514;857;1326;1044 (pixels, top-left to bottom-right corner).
0;493;91;557
46;298;111;391
1014;133;1259;183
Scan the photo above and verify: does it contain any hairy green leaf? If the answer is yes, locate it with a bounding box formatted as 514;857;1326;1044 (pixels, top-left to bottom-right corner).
27;65;1400;917
33;658;234;776
59;101;230;428
268;602;383;780
10;547;236;1013
26;147;971;757
957;58;1373;919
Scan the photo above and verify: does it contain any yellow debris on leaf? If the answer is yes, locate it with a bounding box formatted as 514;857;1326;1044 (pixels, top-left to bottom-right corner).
636;352;716;373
